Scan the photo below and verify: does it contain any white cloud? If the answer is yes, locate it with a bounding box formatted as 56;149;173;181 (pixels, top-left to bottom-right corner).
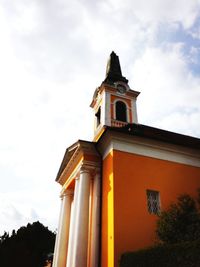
0;187;60;234
158;111;200;137
0;0;200;235
106;0;200;29
132;44;200;136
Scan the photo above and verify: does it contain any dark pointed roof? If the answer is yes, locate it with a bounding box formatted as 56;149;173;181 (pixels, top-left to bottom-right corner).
104;51;128;84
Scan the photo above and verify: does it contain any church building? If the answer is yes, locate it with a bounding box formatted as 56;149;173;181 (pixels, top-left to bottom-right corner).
52;52;200;267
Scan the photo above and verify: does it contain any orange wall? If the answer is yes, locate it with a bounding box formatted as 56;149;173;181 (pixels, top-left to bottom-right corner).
101;152;114;267
113;150;200;266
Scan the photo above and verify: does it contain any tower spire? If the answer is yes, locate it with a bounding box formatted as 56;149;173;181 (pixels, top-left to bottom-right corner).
104;51;128;84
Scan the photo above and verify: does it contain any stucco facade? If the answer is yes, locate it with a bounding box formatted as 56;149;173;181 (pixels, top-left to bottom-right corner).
52;52;200;267
99;128;200;266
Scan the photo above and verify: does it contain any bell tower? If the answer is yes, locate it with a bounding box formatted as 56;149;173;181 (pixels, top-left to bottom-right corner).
90;51;140;141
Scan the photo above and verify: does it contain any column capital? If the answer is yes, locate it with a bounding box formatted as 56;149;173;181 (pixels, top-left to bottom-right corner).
79;163;101;176
61;189;74;199
75;176;79;180
80;165;91;174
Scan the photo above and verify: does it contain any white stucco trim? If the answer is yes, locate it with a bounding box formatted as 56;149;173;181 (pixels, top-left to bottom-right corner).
132;99;138;123
99;134;200;168
104;91;111;126
112;98;130;123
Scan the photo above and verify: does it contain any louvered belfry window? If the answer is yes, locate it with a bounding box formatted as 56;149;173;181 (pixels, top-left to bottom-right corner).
146;190;160;215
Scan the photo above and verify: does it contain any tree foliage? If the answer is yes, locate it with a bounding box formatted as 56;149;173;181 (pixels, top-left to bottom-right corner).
120;240;200;267
156;193;200;244
0;221;55;267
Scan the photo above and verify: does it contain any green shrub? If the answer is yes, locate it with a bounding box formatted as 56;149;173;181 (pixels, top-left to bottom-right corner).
120;239;200;267
156;194;200;244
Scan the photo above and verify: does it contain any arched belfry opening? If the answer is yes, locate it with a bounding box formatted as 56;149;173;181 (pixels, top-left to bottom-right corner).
116;101;127;122
95;106;101;127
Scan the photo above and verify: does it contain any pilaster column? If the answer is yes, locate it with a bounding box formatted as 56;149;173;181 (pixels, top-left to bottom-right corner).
132;99;138;123
52;195;64;267
73;165;91;267
66;177;80;267
90;170;101;267
53;189;73;267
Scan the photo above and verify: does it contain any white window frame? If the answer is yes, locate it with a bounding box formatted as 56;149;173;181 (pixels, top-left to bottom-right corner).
113;99;130;122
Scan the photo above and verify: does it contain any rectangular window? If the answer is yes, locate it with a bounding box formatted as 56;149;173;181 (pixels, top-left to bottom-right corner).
146;190;160;215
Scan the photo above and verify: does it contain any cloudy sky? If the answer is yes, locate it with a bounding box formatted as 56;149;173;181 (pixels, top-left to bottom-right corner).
1;0;200;235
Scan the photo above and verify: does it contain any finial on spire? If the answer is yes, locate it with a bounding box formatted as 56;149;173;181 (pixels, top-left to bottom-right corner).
104;51;128;84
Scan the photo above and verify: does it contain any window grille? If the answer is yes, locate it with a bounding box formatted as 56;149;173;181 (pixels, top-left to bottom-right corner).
146;190;160;215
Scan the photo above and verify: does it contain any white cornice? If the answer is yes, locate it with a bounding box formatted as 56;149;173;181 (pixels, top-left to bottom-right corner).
98;132;200;167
